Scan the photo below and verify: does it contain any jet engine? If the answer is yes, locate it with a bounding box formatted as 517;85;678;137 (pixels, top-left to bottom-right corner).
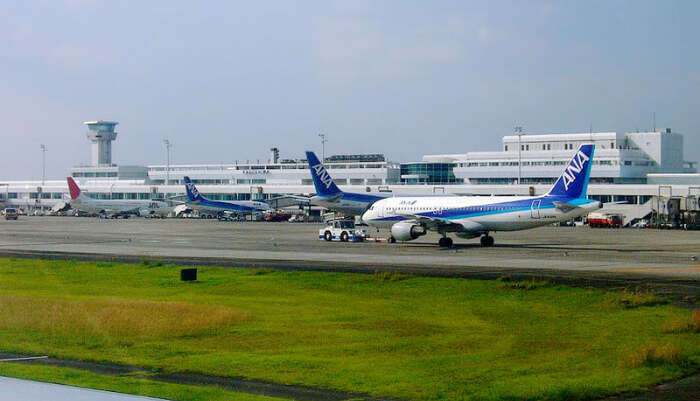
391;222;427;241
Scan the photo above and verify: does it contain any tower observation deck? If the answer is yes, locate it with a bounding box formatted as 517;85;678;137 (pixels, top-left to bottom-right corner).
85;121;118;166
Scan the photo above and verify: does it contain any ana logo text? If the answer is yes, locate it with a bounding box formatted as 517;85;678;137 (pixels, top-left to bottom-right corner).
562;150;590;191
312;164;334;189
186;182;200;199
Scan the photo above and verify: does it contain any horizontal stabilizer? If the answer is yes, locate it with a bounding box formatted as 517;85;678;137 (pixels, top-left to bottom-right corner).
315;193;342;203
553;201;580;211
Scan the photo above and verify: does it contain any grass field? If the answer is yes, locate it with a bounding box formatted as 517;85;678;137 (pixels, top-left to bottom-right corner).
0;258;697;401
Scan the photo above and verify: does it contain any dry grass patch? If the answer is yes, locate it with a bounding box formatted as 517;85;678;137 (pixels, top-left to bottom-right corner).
0;295;248;340
618;290;667;309
372;271;412;282
663;310;700;334
626;343;685;368
495;276;551;290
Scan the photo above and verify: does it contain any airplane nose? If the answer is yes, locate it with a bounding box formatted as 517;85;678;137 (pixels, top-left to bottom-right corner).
361;210;371;224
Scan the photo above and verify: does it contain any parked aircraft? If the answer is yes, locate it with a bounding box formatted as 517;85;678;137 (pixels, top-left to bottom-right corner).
362;144;602;247
183;176;270;216
305;151;385;216
66;177;172;218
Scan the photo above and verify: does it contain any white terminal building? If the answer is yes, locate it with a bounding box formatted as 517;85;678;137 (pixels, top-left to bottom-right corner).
0;121;697;223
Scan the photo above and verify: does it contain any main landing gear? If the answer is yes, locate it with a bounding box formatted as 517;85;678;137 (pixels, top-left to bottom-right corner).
480;234;495;247
438;236;453;248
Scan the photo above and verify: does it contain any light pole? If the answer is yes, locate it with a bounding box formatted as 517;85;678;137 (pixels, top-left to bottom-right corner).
514;126;523;185
39;144;47;186
163;139;172;186
318;133;327;162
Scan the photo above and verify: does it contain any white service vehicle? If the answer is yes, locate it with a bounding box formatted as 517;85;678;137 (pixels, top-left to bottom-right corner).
319;219;366;242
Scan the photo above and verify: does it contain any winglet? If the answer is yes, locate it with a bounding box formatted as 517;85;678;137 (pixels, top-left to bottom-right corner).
547;144;595;198
305;151;342;198
66;177;81;200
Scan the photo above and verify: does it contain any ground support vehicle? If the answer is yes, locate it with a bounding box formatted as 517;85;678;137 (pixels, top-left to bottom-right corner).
587;212;623;228
319;219;366;242
2;208;18;220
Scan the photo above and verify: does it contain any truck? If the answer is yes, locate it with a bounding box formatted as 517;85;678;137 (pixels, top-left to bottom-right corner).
319;219;366;242
587;212;623;228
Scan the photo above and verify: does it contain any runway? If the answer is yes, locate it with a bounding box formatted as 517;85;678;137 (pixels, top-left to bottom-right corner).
0;217;698;297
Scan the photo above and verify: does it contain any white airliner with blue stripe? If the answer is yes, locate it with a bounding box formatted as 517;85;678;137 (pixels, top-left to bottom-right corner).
361;144;602;247
306;151;386;216
183;176;270;216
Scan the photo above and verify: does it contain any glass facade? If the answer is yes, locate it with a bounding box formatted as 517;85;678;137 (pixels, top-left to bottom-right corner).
400;163;461;184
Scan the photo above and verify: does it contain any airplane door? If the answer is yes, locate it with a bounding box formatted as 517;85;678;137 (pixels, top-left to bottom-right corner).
530;199;541;219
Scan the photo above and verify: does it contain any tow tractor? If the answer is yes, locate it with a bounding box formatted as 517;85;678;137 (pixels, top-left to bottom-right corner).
319;219;366;242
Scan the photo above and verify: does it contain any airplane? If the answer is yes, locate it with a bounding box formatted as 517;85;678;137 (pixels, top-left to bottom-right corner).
305;151;386;216
361;144;602;247
183;176;270;217
66;177;172;218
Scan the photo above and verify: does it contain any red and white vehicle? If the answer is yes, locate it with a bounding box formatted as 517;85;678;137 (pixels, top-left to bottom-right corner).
587;212;623;228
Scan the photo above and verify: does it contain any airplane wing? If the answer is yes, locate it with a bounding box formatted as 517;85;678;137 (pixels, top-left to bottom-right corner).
167;195;189;202
152;198;186;206
314;194;342;203
394;212;483;232
267;195;312;209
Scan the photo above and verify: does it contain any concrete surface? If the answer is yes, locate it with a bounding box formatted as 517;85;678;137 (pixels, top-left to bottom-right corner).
0;376;166;401
0;217;697;295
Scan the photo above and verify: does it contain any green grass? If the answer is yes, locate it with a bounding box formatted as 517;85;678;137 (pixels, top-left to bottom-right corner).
0;258;698;401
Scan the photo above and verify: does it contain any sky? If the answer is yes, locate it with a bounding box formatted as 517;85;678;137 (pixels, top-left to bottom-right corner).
1;0;699;180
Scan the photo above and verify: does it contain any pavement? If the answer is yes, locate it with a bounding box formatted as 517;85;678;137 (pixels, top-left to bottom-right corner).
0;376;166;401
0;216;698;296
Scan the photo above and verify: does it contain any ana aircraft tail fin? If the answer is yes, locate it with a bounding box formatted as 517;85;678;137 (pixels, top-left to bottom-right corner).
183;176;205;202
547;144;595;199
305;151;342;198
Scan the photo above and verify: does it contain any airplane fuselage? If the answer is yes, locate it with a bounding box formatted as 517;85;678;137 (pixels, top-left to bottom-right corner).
71;197;171;217
362;195;601;233
185;199;269;215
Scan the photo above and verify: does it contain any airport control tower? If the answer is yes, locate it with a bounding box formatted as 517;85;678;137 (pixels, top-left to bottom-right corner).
85;121;118;166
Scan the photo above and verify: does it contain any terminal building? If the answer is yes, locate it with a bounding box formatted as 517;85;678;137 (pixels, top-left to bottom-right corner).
0;121;698;224
424;129;696;185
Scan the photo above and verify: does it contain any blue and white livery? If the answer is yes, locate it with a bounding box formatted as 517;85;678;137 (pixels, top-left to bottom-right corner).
183;176;270;216
306;151;385;216
361;144;602;247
